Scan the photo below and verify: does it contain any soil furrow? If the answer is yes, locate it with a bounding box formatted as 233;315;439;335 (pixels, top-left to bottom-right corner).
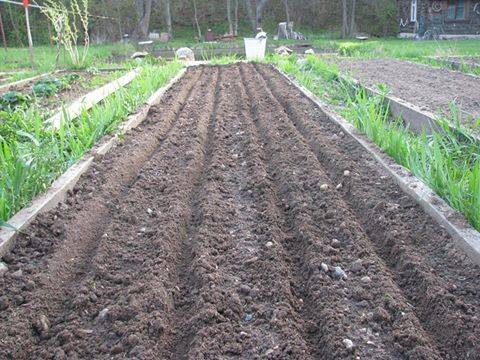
255;63;480;359
0;67;205;359
168;65;315;359
164;66;223;359
240;62;442;359
0;63;478;359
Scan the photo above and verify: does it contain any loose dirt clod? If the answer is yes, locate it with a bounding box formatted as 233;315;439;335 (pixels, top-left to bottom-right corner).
0;64;478;359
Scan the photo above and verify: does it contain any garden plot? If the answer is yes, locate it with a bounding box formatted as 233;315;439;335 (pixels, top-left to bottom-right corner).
432;56;480;73
335;58;480;128
0;70;123;114
0;63;478;359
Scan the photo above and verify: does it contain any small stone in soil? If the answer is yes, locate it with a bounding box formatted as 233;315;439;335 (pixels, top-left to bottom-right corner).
0;262;8;276
343;338;354;350
332;266;347;280
320;184;329;191
239;284;251;295
344;170;351;176
97;308;109;321
0;296;9;310
244;313;253;322
34;314;50;335
265;241;274;248
336;183;343;190
331;239;341;248
11;269;23;279
351;259;363;273
361;276;372;283
321;263;329;272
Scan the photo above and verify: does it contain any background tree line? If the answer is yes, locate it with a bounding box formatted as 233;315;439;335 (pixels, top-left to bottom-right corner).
0;0;398;47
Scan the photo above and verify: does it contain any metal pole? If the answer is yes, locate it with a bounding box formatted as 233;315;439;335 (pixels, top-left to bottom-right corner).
24;5;34;64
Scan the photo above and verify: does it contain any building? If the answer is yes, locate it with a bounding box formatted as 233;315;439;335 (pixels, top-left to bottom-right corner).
398;0;480;38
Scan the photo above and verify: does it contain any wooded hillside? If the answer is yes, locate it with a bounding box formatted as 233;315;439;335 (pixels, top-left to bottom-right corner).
0;0;398;46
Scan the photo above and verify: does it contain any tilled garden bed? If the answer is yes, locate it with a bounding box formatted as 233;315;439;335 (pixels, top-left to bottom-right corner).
335;58;480;127
0;63;478;359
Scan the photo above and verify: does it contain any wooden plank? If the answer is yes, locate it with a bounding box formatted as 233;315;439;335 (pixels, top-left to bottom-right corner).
46;68;141;129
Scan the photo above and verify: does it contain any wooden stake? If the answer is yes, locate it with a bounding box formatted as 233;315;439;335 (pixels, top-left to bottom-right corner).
0;8;7;50
24;5;34;65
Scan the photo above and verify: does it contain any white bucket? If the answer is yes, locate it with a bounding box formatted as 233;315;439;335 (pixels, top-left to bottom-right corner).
244;38;267;60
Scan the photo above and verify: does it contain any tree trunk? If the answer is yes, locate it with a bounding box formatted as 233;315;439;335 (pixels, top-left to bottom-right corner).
115;0;123;41
7;4;23;47
193;0;202;39
244;0;256;32
284;0;290;24
341;0;348;38
349;0;356;37
233;0;239;35
227;0;233;35
134;0;153;40
256;0;269;30
0;9;7;50
164;0;172;36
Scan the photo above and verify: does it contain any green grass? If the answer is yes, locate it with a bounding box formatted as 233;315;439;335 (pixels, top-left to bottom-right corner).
0;43;134;80
271;54;480;231
0;60;182;222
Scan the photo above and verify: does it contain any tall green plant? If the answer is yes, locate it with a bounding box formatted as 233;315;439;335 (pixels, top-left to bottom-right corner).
41;0;90;67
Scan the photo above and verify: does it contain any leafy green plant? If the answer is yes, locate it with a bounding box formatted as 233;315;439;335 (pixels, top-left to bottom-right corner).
0;91;31;111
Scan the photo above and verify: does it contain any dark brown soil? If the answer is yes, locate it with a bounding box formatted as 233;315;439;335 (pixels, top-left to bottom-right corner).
0;63;479;359
335;58;480;126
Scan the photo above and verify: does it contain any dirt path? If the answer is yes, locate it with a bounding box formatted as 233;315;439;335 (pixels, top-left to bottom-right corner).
335;58;480;126
0;64;479;359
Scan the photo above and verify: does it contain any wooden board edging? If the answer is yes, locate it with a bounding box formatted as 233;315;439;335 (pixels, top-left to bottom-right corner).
273;65;480;265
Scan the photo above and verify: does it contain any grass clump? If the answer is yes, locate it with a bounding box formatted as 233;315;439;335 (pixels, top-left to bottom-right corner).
0;61;182;222
271;54;480;231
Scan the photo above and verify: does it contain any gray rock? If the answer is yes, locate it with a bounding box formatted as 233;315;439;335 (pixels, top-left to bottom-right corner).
175;47;195;61
34;314;50;335
331;239;341;248
97;308;109;321
361;276;372;283
351;259;363;273
321;263;329;273
239;284;251;295
332;266;347;280
343;338;354;350
11;269;23;279
0;262;8;276
244;313;253;322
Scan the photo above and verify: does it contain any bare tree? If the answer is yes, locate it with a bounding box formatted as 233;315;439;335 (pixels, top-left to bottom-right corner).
164;0;172;36
134;0;153;39
192;0;202;39
233;0;239;35
349;0;357;37
342;0;348;38
256;0;269;29
284;0;290;25
244;0;256;31
227;0;233;35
